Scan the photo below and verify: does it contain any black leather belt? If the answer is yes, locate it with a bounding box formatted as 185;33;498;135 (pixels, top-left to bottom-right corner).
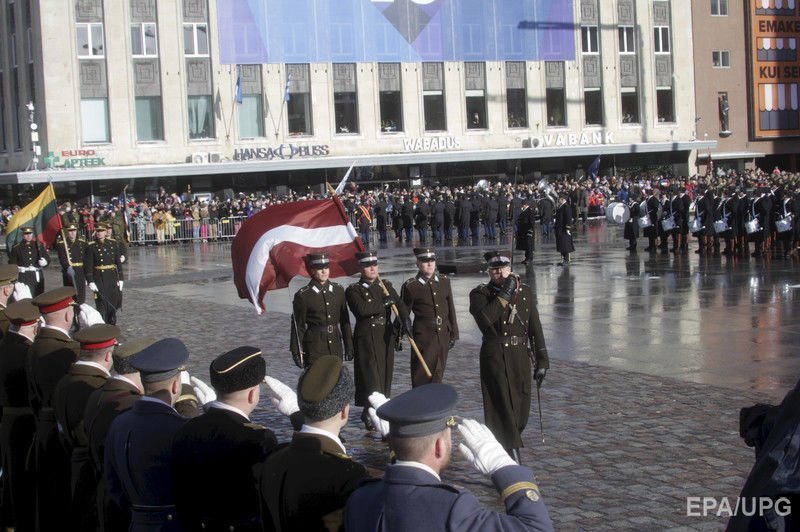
417;316;444;326
484;335;527;346
311;324;337;334
369;316;386;325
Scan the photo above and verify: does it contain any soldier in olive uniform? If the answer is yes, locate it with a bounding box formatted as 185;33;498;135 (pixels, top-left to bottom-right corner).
260;356;369;532
53;324;120;531
290;252;353;368
9;227;49;297
84;224;124;325
469;251;549;463
0;300;41;532
83;337;152;532
0;264;19;339
173;347;298;531
56;224;88;304
27;288;81;532
400;248;459;387
345;251;409;429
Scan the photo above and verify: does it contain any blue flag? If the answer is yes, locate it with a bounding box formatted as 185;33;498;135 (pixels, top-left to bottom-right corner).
587;155;601;179
235;66;243;104
284;74;292;102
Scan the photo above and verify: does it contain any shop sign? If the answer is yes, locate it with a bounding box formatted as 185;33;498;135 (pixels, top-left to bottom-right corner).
233;144;330;161
402;137;462;152
530;131;615;148
43;150;106;169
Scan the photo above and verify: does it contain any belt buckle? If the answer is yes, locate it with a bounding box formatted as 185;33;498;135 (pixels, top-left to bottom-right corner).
510;336;519;346
327;325;334;334
435;316;443;326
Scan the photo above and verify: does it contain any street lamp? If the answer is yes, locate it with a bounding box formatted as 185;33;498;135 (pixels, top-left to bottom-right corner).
25;101;41;171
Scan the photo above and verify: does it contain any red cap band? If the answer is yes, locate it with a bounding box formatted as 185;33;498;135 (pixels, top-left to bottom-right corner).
18;319;39;326
81;338;117;350
39;298;74;314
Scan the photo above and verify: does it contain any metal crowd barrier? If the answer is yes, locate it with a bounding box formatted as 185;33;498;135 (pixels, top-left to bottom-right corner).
77;216;248;245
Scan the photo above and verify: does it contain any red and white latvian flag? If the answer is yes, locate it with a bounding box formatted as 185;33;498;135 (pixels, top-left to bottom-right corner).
232;196;364;314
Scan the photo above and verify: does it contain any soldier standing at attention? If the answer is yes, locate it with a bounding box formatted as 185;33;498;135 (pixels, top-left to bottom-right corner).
400;248;458;387
9;226;49;296
56;224;88;304
290;252;353;369
0;300;41;532
346;251;409;430
84;224;123;325
469;251;549;464
53;323;121;531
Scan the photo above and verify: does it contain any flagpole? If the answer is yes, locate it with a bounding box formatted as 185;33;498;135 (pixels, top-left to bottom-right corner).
325;182;432;379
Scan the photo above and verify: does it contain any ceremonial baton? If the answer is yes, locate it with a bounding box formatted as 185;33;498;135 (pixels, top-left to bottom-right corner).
290;312;304;368
377;276;431;379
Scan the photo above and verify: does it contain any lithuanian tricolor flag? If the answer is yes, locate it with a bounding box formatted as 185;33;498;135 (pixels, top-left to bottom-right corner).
4;184;62;252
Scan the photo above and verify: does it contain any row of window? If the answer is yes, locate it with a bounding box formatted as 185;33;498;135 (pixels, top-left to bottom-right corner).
78;22;209;59
580;26;671;55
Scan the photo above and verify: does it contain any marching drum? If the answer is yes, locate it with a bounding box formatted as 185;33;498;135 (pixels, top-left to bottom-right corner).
661;216;676;232
690;218;703;234
638;214;653;229
713;219;730;234
605;202;631;224
745;218;761;235
776;215;794;233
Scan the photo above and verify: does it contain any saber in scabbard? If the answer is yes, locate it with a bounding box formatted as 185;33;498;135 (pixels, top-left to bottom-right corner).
536;381;545;444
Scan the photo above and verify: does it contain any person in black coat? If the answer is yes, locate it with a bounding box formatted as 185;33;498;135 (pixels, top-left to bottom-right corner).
444;196;456;241
486;195;499;240
401;198;414;242
750;189;771;258
431;197;445;243
260;356;369;532
414;199;430;243
555;196;575;265
539;195;555;238
672;187;690;254
624;194;641;252
9;227;49;296
515;201;536;263
374;196;389;242
457;195;471;243
470;194;482;240
735;189;750;257
643;188;662;253
498;193;510;235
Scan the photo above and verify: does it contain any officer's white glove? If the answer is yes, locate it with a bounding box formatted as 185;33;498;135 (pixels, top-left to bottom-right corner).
12;282;32;301
120;255;126;263
189;375;216;405
78;303;105;327
118;281;124;290
37;258;47;267
367;392;390;438
89;282;99;293
457;418;517;476
263;376;299;416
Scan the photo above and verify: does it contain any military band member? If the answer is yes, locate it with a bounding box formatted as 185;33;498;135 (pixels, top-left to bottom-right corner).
672;187;691;254
401;248;459;387
9;227;49;296
623;193;640;252
56;224;88;304
290;252;353;368
53;323;119;530
469;252;549;463
0;264;19;339
84;224;124;325
260;356;370;532
642;188;662;253
555;195;575;265
104;338;191;531
0;300;41;532
345;251;409;430
83;337;153;532
27;288;81;532
344;384;554;532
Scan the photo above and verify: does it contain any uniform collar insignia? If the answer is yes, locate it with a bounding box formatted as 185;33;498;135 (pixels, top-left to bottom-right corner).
361;282;370;288
312;285;320;293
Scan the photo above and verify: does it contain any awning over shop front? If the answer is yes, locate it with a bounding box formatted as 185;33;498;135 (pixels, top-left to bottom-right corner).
0;140;716;185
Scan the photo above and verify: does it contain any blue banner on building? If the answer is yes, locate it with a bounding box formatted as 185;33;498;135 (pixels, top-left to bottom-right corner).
217;0;575;64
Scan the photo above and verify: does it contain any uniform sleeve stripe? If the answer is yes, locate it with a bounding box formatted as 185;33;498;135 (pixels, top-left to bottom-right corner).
500;481;540;502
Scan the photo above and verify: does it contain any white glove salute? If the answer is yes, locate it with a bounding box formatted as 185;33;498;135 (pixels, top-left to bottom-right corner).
118;281;124;290
37;258;47;267
120;255;126;263
457;419;517;476
78;304;105;327
189;375;217;405
89;282;99;293
263;375;299;416
367;392;390;438
12;282;32;301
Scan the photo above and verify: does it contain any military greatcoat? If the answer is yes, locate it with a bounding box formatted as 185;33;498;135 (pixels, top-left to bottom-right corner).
84;237;123;325
9;240;49;296
401;272;458;386
469;281;549;450
290;279;353;367
56;235;88;304
345;278;405;406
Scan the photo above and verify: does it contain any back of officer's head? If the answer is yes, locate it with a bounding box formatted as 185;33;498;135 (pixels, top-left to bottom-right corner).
210;346;266;415
297;356;354;432
131;338;189;404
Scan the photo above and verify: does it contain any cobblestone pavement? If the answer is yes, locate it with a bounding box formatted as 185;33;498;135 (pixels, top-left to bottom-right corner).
40;220;797;531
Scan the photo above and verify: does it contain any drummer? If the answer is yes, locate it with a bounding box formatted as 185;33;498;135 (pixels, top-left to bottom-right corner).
623;191;640;253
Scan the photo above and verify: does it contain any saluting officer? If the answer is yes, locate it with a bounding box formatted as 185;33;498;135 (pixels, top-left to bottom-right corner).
290;252;353;368
0;300;41;532
345;251;408;430
9;226;49;296
400;248;458;387
260;356;369;532
469;251;549;463
0;264;20;339
56;224;88;304
53;323;120;531
172;346;296;531
27;288;80;532
84;224;124;325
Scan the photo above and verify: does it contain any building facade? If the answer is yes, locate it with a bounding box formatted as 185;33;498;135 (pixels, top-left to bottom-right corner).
0;0;712;200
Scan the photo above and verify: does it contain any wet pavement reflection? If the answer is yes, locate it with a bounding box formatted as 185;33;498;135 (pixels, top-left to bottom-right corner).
122;220;800;396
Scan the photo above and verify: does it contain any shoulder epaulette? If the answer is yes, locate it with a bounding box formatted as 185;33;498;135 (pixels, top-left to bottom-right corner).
298;286;309;293
88;241;96;246
244;422;266;431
